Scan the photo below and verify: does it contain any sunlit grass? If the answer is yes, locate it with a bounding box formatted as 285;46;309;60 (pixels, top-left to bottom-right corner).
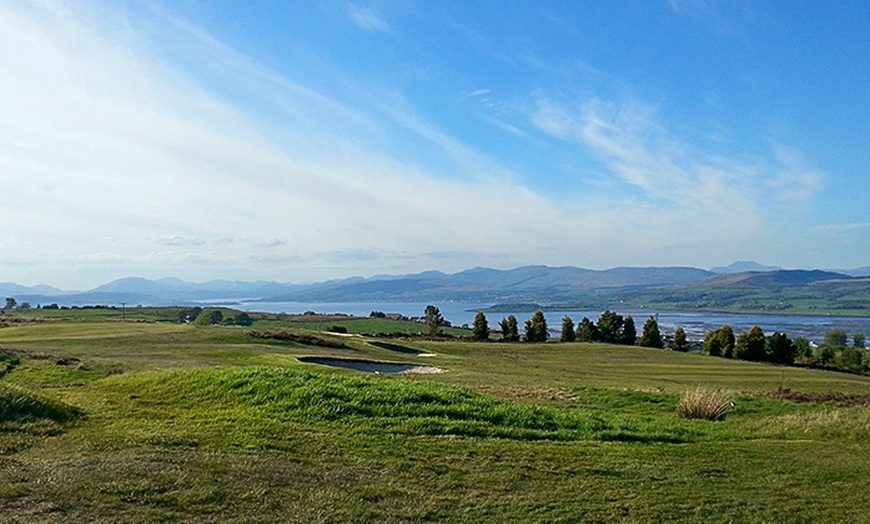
2;320;870;521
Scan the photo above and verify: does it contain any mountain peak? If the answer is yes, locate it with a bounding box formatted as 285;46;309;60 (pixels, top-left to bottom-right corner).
710;261;781;274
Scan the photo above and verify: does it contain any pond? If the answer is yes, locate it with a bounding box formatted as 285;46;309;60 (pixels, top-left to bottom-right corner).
297;356;443;374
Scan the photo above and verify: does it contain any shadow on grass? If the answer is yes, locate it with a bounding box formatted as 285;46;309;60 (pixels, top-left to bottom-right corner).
368;341;426;356
297;356;434;374
0;385;84;423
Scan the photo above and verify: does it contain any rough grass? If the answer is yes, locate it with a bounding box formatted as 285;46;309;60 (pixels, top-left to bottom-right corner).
0;383;84;455
0;383;82;423
100;368;623;443
3;320;870;521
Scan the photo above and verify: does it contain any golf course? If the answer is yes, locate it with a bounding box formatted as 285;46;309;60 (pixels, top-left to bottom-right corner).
2;308;870;522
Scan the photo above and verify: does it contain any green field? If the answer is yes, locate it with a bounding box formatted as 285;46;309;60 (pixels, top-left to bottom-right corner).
3;312;870;522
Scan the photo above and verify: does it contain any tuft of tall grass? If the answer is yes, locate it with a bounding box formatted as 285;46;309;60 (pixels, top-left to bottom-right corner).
676;389;734;421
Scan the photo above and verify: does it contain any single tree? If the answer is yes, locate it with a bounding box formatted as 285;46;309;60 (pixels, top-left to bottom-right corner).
560;316;576;342
621;315;637;345
639;316;664;348
815;344;836;365
472;311;489;341
704;325;735;358
766;332;796;364
836;347;865;372
193;310;213;326
235;312;253;326
524;310;549;342
672;327;689;352
2;297;16;314
178;307;202;324
735;325;766;361
575;317;600;342
597;310;623;344
424;305;444;336
499;315;520;342
824;329;849;348
704;330;722;356
854;332;866;349
793;337;812;360
210;310;224;325
720;325;736;359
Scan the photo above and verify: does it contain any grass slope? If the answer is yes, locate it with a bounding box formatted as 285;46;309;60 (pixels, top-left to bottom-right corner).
2;320;870;521
589;272;870;315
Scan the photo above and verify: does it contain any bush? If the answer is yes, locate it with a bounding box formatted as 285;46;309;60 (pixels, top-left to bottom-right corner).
234;312;253;327
676;389;734;421
193;310;213;326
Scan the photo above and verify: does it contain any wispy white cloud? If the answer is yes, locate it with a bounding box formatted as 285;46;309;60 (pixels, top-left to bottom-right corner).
767;143;826;205
666;0;714;17
0;1;847;288
815;223;870;233
664;0;743;37
156;236;207;247
347;3;389;32
256;239;288;248
0;1;575;286
466;88;491;98
529;94;828;262
533;96;827;209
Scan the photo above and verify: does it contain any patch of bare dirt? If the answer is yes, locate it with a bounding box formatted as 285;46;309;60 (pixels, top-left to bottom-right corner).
470;385;573;402
765;388;870;407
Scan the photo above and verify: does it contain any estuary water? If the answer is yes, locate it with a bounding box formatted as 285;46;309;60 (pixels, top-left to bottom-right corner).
244;300;870;344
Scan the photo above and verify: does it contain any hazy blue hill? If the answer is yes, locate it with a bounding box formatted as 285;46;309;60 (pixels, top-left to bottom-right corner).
699;270;849;288
710;261;782;274
451;267;505;283
576;269;870;315
0;283;65;296
4;277;302;306
599;267;713;288
839;266;870;277
90;277;300;299
263;265;714;303
92;277;173;294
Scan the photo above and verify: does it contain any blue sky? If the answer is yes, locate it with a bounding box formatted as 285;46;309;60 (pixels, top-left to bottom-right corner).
1;0;868;289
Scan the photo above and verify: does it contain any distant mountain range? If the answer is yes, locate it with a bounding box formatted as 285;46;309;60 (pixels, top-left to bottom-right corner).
0;278;301;307
262;265;714;303
1;262;869;312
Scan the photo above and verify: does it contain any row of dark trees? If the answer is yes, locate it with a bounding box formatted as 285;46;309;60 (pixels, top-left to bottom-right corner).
703;324;869;372
178;307;253;327
465;307;869;374
469;309;667;348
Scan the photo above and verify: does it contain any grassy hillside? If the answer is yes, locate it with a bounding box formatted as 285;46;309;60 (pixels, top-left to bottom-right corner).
2;317;870;521
562;271;870;315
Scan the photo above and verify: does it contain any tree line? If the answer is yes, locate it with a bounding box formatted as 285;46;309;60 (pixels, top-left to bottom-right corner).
469;309;663;347
465;309;869;374
702;324;868;373
178;307;253;327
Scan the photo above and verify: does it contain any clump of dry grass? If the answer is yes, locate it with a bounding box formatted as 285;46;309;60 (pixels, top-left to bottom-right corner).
676;389;735;421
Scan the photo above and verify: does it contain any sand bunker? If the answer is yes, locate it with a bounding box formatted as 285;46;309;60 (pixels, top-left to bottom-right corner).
298;356;444;374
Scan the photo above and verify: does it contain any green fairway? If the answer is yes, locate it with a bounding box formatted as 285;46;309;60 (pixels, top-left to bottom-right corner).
2;318;870;522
